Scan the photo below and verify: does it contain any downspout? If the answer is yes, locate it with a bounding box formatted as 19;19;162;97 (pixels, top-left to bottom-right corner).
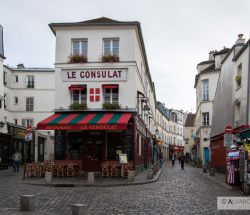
247;42;250;125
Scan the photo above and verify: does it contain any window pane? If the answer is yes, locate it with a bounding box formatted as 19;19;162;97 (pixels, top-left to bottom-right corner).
80;90;87;103
73;41;80;55
104;40;111;55
73;91;80;103
81;41;88;56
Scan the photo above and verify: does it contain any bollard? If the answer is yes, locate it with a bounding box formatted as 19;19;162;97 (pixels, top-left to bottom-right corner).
87;172;95;184
202;166;207;173
20;195;35;212
71;204;88;215
147;168;153;179
45;172;53;184
209;168;215;176
127;170;135;182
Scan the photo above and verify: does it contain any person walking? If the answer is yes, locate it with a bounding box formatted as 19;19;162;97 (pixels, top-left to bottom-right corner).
159;149;163;168
171;153;176;166
180;152;185;169
12;150;22;172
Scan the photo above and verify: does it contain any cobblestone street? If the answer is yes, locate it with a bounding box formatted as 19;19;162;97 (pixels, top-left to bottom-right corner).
0;162;249;215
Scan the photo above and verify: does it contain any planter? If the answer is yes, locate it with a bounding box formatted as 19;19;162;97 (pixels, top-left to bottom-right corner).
68;54;87;63
101;55;119;63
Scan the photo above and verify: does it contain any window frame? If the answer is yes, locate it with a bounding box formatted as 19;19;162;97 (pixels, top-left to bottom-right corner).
103;38;119;56
26;97;34;111
202;112;209;126
27;75;34;88
202;79;209;101
71;88;87;104
103;87;119;104
72;39;88;56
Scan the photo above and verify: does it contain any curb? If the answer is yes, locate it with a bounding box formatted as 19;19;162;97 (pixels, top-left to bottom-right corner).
22;165;164;188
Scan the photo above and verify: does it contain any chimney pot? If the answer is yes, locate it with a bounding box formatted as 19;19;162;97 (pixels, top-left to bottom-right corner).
236;34;245;45
17;63;25;69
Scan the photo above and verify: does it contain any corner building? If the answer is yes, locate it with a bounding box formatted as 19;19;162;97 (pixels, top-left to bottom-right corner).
37;17;157;172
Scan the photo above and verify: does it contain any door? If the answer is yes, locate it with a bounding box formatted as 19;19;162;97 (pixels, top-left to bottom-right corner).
38;137;44;162
204;147;210;166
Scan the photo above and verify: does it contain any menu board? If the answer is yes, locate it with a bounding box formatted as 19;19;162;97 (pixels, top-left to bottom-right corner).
119;154;128;164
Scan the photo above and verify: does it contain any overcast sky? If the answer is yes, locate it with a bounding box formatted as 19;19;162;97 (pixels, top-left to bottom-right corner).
1;0;250;112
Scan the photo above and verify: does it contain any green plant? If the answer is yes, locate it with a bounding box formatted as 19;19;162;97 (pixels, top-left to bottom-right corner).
102;103;121;110
235;75;242;87
101;54;119;63
68;54;88;63
69;103;87;110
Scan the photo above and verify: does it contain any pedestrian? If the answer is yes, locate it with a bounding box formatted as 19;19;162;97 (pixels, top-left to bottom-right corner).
180;152;185;169
12;150;22;172
171;153;176;166
159;149;163;168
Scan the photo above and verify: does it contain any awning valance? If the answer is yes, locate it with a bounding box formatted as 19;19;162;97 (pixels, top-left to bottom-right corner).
37;112;132;130
68;85;86;91
102;84;118;89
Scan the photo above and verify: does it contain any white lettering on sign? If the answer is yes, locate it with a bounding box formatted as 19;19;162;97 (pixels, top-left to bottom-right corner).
62;69;127;82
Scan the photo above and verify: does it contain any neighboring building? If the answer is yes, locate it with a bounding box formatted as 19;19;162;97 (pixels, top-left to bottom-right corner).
184;113;195;157
211;34;248;172
37;17;157;172
194;47;230;166
0;25;55;165
156;102;170;160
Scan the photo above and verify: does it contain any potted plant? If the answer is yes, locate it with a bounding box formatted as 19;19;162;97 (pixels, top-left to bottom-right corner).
68;54;88;63
235;75;242;87
101;54;119;63
69;103;87;110
102;103;121;110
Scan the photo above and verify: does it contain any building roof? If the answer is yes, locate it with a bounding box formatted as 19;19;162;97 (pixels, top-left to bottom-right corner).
194;63;217;88
49;17;139;35
200;63;215;73
185;114;195;127
233;39;250;62
197;60;214;66
213;48;230;56
12;67;54;72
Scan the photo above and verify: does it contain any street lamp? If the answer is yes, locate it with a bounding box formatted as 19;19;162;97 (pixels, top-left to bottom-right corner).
0;121;5;128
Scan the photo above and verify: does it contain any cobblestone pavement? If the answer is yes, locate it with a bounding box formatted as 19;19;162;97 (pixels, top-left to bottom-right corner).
0;162;249;215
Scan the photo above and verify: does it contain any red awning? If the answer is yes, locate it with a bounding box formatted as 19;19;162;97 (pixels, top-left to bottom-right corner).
68;85;86;91
37;112;132;130
102;84;118;89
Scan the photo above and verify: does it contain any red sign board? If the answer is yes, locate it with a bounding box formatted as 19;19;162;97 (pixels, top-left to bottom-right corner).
224;125;233;133
26;126;32;133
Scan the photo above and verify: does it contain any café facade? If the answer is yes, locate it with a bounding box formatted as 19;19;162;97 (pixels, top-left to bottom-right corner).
37;17;157;172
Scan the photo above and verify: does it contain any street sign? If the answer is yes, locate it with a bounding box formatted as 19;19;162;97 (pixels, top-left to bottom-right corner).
26;125;32;133
225;125;233;133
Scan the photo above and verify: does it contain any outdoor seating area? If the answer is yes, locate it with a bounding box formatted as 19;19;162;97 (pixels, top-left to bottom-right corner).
24;160;82;179
101;161;133;178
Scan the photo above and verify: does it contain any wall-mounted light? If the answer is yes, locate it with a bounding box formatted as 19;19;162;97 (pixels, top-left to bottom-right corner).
0;121;5;128
143;104;150;116
155;128;159;135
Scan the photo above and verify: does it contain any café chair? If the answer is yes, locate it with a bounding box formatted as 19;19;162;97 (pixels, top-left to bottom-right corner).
56;164;65;178
66;164;75;177
101;162;109;178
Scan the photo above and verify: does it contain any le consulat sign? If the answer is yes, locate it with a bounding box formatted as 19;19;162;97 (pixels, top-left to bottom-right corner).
62;68;127;82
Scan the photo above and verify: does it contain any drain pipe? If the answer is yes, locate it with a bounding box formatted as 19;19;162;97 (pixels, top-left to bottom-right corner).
247;41;250;125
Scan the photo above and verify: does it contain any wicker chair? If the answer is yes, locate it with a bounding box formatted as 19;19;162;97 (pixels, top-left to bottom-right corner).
33;163;42;177
56;164;65;178
66;164;75;177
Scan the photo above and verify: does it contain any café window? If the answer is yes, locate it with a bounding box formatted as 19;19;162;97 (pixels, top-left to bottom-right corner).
103;39;119;56
26;97;34;111
72;40;88;56
103;85;119;104
27;75;34;88
22;118;34;127
69;85;87;104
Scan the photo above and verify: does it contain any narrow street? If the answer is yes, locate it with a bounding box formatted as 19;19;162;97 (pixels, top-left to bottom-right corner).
0;163;248;215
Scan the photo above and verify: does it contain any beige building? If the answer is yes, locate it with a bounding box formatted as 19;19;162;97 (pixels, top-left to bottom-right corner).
184;113;195;157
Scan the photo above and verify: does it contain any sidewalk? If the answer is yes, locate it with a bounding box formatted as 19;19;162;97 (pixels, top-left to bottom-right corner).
0;164;164;187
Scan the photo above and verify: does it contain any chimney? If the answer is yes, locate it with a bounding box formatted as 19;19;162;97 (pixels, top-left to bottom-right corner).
17;63;25;69
208;50;216;61
236;34;245;45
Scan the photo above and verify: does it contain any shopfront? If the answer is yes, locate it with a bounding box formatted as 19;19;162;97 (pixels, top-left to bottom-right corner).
0;132;10;169
37;110;151;172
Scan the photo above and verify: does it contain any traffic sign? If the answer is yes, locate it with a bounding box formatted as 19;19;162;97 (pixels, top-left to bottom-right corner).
224;125;233;133
26;125;32;133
